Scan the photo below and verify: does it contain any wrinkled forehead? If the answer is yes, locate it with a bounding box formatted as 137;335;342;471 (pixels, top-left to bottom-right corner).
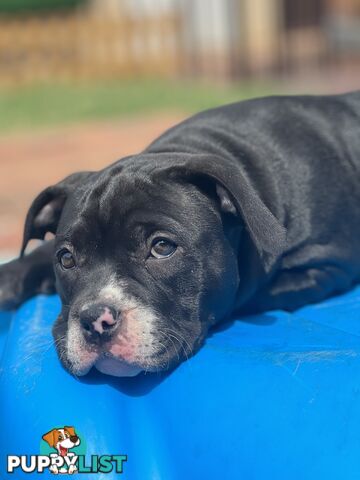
97;171;184;222
57;168;211;242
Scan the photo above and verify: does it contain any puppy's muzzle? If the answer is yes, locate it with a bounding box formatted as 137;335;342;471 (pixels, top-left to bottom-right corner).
79;303;119;344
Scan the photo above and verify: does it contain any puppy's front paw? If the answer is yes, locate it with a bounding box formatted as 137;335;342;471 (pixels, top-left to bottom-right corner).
0;259;26;310
49;465;59;474
68;464;77;474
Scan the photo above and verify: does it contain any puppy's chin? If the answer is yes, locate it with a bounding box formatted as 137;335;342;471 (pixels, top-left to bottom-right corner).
95;356;142;377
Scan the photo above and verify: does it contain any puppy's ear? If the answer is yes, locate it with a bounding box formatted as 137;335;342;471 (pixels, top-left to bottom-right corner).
42;429;58;448
169;155;287;272
21;172;93;257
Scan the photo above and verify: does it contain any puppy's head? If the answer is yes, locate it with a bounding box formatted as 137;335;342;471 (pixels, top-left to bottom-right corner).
42;426;80;450
22;154;285;376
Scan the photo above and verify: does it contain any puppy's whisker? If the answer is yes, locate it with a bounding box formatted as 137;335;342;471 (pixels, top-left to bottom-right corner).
21;337;66;366
156;340;170;371
158;329;180;364
162;327;193;361
161;328;185;358
18;337;60;360
165;333;180;364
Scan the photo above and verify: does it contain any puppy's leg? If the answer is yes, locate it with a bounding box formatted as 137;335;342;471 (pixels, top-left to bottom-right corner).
0;240;55;310
245;266;352;313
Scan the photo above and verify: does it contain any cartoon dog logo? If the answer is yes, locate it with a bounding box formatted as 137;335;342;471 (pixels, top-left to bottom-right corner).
42;426;81;474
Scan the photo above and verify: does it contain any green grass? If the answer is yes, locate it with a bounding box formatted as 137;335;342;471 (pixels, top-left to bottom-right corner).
0;79;278;134
0;0;85;13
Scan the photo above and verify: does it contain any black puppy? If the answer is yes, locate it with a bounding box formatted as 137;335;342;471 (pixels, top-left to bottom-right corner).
1;92;360;377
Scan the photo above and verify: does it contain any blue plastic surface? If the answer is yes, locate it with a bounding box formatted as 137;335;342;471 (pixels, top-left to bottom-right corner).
1;288;360;479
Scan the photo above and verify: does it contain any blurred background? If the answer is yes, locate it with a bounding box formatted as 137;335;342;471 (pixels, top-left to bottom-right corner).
0;0;359;257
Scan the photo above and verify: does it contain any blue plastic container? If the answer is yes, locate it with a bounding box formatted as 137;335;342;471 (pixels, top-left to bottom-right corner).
1;288;360;479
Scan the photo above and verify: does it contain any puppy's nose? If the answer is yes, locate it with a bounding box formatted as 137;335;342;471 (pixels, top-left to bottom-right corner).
80;303;119;342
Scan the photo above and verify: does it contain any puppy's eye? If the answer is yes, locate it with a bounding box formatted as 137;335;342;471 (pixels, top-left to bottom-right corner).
150;238;177;259
58;249;76;269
